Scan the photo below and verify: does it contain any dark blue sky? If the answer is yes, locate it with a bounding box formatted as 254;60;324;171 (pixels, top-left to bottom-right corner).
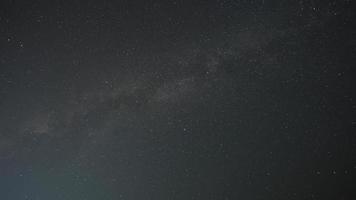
0;0;355;199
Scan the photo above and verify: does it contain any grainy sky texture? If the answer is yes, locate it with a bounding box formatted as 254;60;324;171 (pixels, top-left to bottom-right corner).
0;0;355;199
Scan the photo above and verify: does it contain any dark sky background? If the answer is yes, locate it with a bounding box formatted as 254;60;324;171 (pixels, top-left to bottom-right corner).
0;0;355;199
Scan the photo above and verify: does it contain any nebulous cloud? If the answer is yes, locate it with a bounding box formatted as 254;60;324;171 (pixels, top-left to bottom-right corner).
20;112;52;136
151;77;196;103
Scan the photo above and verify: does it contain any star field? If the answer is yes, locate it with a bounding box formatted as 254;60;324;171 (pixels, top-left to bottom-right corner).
0;1;355;199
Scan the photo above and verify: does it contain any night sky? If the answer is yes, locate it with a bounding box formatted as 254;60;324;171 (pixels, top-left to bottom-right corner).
0;0;355;199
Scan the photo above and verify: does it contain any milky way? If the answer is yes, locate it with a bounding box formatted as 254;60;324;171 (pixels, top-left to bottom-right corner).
0;1;355;199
